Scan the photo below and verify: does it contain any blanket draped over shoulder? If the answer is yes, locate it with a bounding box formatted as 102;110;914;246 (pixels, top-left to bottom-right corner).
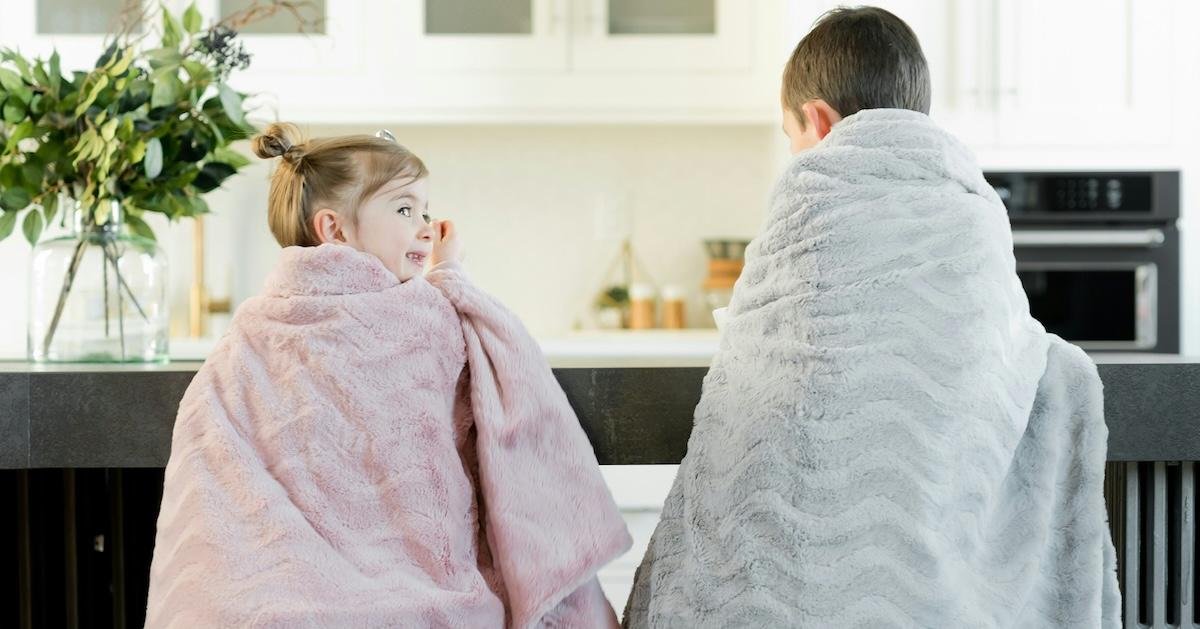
624;109;1119;629
146;244;631;628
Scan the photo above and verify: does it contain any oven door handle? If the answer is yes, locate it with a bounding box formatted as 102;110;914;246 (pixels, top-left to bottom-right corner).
1011;229;1166;247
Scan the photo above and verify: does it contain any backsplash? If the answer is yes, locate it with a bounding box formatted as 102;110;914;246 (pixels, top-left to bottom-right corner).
4;124;1198;358
0;124;780;356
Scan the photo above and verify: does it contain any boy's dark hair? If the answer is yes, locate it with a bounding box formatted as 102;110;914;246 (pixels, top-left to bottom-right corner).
783;6;931;129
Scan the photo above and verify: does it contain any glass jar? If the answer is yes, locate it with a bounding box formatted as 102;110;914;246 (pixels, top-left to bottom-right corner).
628;283;657;330
661;284;686;329
28;201;169;362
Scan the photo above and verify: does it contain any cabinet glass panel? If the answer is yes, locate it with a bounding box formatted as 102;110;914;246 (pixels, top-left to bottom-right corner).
608;0;715;35
37;0;134;34
424;0;532;35
220;0;326;34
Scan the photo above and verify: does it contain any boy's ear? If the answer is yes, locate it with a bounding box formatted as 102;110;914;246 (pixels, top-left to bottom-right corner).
801;100;844;141
312;208;344;244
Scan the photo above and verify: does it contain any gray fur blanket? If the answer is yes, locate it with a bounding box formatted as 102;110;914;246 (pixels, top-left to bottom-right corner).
624;109;1120;628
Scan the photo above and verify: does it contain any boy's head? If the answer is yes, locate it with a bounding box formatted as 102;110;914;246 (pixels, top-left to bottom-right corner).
781;6;931;154
253;123;435;282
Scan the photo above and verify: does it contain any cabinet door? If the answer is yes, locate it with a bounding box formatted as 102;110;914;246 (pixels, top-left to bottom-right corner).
875;0;996;145
0;0;189;70
993;0;1175;146
788;1;997;145
391;0;569;72
571;0;753;72
192;0;373;122
198;0;368;75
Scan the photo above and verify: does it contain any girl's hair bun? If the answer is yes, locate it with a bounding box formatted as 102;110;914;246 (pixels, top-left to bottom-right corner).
252;122;306;165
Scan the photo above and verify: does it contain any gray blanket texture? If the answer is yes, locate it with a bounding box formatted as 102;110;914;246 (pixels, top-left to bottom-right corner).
623;109;1120;629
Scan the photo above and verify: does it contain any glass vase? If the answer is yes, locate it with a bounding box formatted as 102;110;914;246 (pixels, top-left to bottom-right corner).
28;201;169;362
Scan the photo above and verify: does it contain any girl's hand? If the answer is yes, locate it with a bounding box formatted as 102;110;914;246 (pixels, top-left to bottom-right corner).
430;219;465;267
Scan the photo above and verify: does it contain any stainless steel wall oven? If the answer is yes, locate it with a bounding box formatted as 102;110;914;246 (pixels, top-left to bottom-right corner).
986;171;1180;353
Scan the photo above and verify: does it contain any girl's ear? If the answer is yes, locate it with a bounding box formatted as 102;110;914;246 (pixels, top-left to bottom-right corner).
311;208;344;244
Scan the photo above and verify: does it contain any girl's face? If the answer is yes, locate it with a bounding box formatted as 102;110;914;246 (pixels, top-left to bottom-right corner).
342;176;434;282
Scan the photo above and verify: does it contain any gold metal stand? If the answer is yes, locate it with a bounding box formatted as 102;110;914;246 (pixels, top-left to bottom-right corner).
188;216;231;337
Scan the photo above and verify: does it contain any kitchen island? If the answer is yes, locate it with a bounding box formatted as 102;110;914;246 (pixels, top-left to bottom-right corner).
1;355;1198;468
1;356;1197;628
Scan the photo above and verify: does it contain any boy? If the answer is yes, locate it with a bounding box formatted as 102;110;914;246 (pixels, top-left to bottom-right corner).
624;8;1119;628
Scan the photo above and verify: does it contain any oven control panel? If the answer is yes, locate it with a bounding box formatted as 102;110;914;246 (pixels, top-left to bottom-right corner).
983;171;1175;220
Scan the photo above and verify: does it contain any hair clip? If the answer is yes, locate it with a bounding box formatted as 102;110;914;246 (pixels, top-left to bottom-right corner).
375;129;397;143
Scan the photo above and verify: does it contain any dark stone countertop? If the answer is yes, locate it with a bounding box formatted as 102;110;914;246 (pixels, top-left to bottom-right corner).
1;357;1198;468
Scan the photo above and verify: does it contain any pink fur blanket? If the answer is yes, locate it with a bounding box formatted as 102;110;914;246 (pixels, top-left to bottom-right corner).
145;244;631;628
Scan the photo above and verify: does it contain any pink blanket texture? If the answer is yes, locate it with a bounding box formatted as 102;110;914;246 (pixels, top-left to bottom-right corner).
145;244;631;628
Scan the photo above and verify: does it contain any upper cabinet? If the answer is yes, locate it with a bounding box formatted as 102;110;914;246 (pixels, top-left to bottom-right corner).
570;0;753;72
0;0;176;70
386;0;752;73
5;0;1183;141
392;0;570;72
60;0;784;123
988;0;1175;147
799;0;1179;148
362;0;777;123
197;0;368;75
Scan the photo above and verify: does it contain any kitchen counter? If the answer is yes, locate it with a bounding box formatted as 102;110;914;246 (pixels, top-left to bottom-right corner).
1;357;1198;470
168;330;727;368
171;331;1199;368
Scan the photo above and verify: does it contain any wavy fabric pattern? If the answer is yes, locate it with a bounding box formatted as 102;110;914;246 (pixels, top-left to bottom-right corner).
145;244;630;628
624;109;1119;628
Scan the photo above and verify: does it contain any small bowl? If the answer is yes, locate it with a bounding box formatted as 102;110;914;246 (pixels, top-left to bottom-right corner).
703;239;728;259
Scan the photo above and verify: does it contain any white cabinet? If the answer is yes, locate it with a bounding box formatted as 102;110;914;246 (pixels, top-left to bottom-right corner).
871;0;995;146
4;0;783;123
794;0;1179;148
195;0;369;77
793;0;994;144
0;0;186;69
570;0;753;73
207;0;779;122
391;0;570;72
4;0;1182;131
0;0;371;112
388;0;753;74
365;0;773;123
191;0;374;120
990;0;1175;146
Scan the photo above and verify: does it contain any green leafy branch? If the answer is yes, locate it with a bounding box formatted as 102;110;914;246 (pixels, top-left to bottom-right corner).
0;1;318;245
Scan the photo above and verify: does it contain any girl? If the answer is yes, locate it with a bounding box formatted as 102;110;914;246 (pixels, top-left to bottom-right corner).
145;123;631;628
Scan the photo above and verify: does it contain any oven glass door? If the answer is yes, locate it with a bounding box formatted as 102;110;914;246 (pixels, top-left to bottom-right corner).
1017;263;1156;350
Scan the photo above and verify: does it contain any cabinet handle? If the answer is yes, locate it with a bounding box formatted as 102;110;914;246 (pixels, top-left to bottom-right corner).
548;0;569;34
987;0;1000;111
993;0;1021;109
581;0;606;37
951;0;991;110
554;0;573;34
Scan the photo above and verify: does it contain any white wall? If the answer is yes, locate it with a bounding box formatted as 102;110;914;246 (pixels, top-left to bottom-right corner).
4;121;1197;357
0;124;778;357
5;124;1198;357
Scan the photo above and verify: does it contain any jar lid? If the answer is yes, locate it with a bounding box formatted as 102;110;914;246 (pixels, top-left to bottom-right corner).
630;283;656;299
661;284;685;300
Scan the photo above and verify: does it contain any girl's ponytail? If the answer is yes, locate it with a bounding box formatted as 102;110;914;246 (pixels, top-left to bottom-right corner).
253;123;315;246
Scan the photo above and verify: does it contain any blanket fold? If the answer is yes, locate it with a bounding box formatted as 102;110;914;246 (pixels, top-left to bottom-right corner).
146;244;630;628
623;109;1119;628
